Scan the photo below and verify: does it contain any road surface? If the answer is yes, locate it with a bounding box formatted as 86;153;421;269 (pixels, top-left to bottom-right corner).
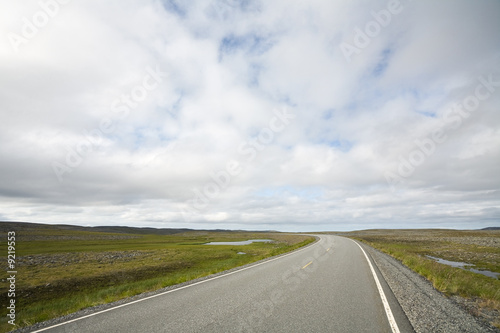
31;235;414;332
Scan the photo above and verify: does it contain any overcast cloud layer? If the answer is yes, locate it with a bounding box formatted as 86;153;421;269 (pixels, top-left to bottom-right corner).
1;0;499;231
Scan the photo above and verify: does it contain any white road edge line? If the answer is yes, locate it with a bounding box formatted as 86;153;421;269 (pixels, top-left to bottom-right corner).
31;236;320;332
350;239;401;333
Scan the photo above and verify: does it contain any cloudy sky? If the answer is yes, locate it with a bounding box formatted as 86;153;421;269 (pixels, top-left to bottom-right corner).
1;0;499;231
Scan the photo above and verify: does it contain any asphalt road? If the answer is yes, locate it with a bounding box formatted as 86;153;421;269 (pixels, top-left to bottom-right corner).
31;235;414;332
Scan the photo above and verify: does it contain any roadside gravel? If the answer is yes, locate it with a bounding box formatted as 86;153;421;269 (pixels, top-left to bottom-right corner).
364;244;500;333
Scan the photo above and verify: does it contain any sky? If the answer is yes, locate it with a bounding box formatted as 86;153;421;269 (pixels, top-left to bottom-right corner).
0;0;499;232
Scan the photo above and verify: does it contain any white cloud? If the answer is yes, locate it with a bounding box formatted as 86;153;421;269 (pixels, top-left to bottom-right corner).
0;0;499;231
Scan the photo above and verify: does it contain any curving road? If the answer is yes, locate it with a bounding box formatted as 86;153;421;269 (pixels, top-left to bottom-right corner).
31;235;414;332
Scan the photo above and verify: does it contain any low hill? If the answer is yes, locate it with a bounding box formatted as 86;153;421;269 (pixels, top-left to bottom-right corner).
0;221;271;235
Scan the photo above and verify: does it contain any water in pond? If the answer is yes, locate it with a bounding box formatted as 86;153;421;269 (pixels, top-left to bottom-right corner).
426;255;500;279
426;256;473;268
204;239;273;246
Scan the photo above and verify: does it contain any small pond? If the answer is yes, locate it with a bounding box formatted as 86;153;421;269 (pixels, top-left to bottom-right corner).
426;255;500;279
204;239;273;246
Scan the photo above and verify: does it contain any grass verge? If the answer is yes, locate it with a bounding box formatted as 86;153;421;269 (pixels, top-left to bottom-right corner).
345;229;500;328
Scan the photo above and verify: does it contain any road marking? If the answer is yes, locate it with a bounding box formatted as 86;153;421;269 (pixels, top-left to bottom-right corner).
32;236;319;332
350;239;401;333
302;261;313;269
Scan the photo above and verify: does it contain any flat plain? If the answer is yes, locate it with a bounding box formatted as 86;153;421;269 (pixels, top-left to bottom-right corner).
3;223;499;332
0;222;313;332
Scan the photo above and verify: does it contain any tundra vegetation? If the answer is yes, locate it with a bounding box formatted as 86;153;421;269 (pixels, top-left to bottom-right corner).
344;229;500;328
0;222;313;332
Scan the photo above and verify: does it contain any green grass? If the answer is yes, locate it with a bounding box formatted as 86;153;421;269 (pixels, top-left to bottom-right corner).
345;229;500;328
0;224;314;332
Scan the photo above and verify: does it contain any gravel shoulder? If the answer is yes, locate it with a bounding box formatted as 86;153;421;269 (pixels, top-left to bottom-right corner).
363;243;500;333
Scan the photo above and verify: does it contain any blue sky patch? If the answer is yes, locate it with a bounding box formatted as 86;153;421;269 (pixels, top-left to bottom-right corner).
326;139;352;152
415;110;437;118
219;33;274;57
161;0;186;17
372;48;392;77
